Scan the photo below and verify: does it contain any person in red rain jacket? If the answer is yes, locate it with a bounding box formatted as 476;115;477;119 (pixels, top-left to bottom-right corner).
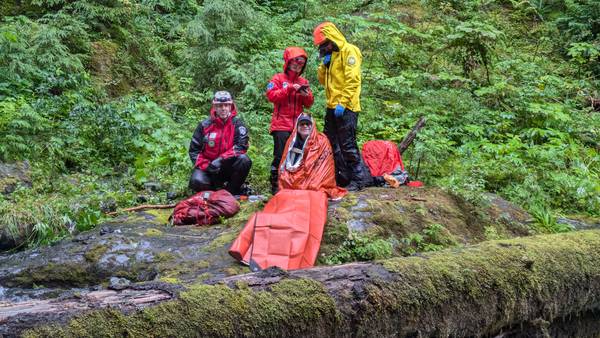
266;47;314;194
188;91;251;196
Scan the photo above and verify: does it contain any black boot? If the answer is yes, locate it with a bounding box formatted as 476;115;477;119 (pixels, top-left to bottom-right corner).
270;169;279;195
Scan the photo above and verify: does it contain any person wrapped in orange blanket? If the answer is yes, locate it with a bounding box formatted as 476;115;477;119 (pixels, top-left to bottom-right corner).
228;114;346;271
276;113;347;200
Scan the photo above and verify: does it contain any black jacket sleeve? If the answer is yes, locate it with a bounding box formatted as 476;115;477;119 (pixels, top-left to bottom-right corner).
232;118;249;154
188;121;206;164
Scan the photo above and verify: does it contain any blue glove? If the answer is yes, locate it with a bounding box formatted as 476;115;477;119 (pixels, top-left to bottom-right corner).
323;54;331;66
334;104;345;118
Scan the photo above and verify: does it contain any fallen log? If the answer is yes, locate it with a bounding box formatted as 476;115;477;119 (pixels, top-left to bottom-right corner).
10;230;600;337
398;116;426;155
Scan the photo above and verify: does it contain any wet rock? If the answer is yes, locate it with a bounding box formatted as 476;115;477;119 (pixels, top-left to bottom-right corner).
0;161;31;194
0;207;252;291
108;277;131;290
99;226;113;236
136;195;148;203
143;182;161;192
100;198;117;213
557;217;600;230
166;191;178;201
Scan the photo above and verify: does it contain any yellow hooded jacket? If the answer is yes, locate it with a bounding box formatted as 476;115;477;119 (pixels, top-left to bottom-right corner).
317;23;362;112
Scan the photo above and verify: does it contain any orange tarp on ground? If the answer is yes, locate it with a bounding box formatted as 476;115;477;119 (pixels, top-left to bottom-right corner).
277;116;346;200
229;189;328;270
362;140;404;176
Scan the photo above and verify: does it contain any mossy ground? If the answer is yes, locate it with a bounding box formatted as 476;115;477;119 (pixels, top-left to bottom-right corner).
319;187;534;264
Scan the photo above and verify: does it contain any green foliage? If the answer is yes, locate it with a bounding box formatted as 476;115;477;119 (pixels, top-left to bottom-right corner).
324;232;394;265
445;20;503;83
555;0;600;76
400;223;458;255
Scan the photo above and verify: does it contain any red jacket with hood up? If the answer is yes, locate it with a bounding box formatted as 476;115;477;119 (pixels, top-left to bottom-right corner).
188;101;249;170
266;47;314;133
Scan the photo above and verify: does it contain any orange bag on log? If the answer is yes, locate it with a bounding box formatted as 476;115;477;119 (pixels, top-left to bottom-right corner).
362;140;404;177
277;116;346;200
228;189;328;270
171;190;240;226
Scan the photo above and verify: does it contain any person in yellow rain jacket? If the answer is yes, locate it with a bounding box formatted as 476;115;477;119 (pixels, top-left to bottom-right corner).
313;22;371;191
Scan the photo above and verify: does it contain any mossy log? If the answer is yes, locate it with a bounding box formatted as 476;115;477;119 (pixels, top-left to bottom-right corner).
6;230;600;337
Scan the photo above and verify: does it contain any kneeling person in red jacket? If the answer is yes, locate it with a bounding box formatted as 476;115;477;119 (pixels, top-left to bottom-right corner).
188;91;252;195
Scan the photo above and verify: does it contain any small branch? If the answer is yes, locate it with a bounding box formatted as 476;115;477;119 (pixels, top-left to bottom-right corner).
106;204;176;216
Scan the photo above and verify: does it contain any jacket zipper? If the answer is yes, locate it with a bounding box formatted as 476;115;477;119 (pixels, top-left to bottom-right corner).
326;67;330;106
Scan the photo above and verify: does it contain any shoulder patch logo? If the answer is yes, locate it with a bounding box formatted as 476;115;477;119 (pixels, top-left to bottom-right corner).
239;126;247;135
348;56;356;66
282;82;288;88
267;82;274;90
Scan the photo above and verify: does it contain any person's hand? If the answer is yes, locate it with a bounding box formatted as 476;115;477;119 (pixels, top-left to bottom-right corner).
323;54;331;65
206;157;222;174
334;104;345;118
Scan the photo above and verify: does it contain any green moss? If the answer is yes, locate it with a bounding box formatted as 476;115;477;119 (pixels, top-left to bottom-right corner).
193;272;213;283
159;276;181;284
371;230;600;336
154;251;176;263
26;279;341;337
223;264;249;276
143;209;172;225
202;231;238;252
367;199;410;233
143;228;163;237
338;193;358;208
84;244;108;263
11;262;96;288
0;176;18;193
158;259;212;281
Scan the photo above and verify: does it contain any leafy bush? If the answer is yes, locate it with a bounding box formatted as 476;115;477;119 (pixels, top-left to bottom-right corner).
324;232;394;265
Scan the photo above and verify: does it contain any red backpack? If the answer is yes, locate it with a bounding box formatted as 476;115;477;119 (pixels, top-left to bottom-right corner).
171;190;240;226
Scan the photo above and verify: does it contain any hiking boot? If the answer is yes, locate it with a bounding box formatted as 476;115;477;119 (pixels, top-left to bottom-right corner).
345;181;362;192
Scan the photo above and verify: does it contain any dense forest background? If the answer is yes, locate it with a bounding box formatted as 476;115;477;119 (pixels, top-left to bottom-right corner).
0;0;598;247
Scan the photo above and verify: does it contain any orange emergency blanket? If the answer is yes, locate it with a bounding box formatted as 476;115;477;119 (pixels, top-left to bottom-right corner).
362;140;405;177
228;189;328;270
277;116;346;200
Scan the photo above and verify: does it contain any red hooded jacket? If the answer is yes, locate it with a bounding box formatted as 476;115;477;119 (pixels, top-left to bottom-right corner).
266;47;314;133
188;102;249;170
